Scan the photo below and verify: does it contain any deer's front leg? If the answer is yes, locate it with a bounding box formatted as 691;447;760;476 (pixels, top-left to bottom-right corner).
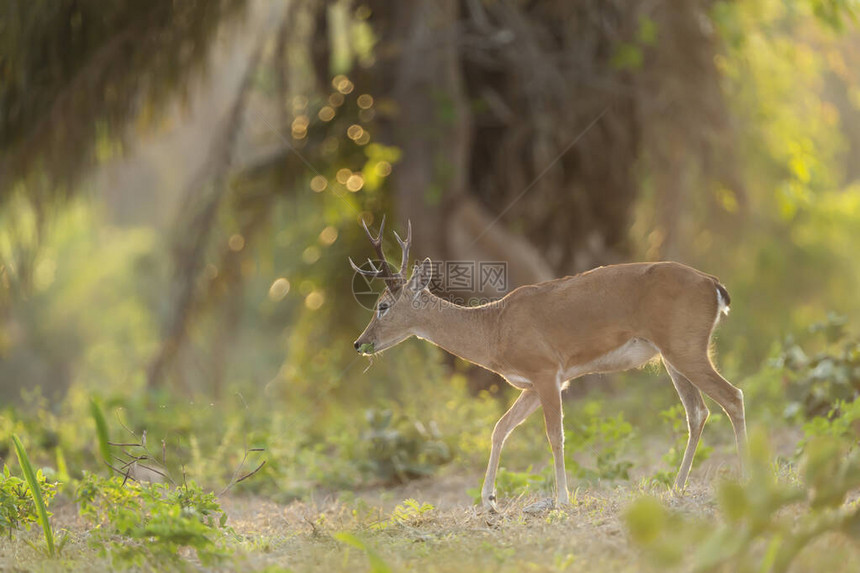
482;389;541;511
535;379;569;507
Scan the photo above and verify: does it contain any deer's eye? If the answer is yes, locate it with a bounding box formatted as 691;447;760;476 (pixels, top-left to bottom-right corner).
377;302;390;317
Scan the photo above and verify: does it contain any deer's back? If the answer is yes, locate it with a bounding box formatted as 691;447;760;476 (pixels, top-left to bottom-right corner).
492;262;722;375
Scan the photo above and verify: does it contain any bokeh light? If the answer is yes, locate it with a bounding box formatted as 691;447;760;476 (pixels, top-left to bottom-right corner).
228;234;245;251
346;174;364;192
336;168;352;184
318;106;336;122
304;291;324;310
319;226;338;246
310;175;328;192
268;278;291;301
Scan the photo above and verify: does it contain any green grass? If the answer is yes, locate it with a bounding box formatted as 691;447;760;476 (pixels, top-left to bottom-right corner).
12;435;56;557
89;398;112;465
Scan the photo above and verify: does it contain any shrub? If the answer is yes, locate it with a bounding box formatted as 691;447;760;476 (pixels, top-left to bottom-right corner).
776;313;860;419
0;463;57;538
358;408;453;484
565;404;635;482
799;396;860;451
626;430;860;572
371;498;435;530
77;473;231;567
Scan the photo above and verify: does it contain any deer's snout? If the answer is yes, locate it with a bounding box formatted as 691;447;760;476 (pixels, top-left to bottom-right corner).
354;339;375;354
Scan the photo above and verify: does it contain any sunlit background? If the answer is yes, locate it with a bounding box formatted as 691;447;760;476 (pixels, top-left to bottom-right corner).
3;0;860;521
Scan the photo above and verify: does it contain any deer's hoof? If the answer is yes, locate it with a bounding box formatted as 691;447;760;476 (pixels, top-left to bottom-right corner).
482;493;499;514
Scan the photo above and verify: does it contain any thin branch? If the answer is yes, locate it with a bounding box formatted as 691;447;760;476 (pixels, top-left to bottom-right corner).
235;461;267;484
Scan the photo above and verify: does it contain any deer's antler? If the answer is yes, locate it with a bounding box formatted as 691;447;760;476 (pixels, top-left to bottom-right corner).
349;257;385;277
362;215;395;279
349;216;412;290
393;220;412;280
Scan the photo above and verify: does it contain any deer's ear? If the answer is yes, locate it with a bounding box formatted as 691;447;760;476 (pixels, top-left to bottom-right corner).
407;257;433;294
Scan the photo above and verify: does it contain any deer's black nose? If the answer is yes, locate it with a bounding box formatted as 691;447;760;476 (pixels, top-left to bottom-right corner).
354;341;360;351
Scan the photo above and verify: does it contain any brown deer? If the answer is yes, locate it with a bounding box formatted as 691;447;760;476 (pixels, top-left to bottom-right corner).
350;217;746;512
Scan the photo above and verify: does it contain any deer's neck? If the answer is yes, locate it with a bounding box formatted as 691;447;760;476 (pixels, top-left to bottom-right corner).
413;293;500;369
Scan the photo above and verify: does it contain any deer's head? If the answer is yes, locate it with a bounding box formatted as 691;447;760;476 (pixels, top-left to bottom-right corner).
350;217;432;354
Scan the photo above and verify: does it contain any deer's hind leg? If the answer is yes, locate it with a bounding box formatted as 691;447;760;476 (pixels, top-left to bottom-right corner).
534;376;570;507
664;360;710;490
662;350;747;477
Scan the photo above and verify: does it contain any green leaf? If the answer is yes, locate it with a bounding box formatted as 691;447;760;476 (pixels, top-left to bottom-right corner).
333;532;391;573
625;496;666;545
637;16;658;46
802;436;845;508
691;526;747;572
718;481;749;523
90;398;112;465
611;43;643;70
12;435;55;557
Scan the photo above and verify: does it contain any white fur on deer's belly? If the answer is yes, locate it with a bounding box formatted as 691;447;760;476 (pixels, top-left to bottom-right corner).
502;338;658;390
559;337;659;383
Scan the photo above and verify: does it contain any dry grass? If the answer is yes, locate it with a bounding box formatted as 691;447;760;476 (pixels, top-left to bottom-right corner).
0;471;726;573
2;444;858;572
0;471;662;572
224;473;644;572
219;470;860;573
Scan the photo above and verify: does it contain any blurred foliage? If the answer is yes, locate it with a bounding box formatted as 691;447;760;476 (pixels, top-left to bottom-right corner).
0;199;160;400
333;531;392;573
89;398;112;466
627;0;860;369
359;409;453;485
564;403;635;483
800;397;860;450
370;498;435;530
0;366;497;501
775;313;860;419
627;431;860;573
0;0;246;199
